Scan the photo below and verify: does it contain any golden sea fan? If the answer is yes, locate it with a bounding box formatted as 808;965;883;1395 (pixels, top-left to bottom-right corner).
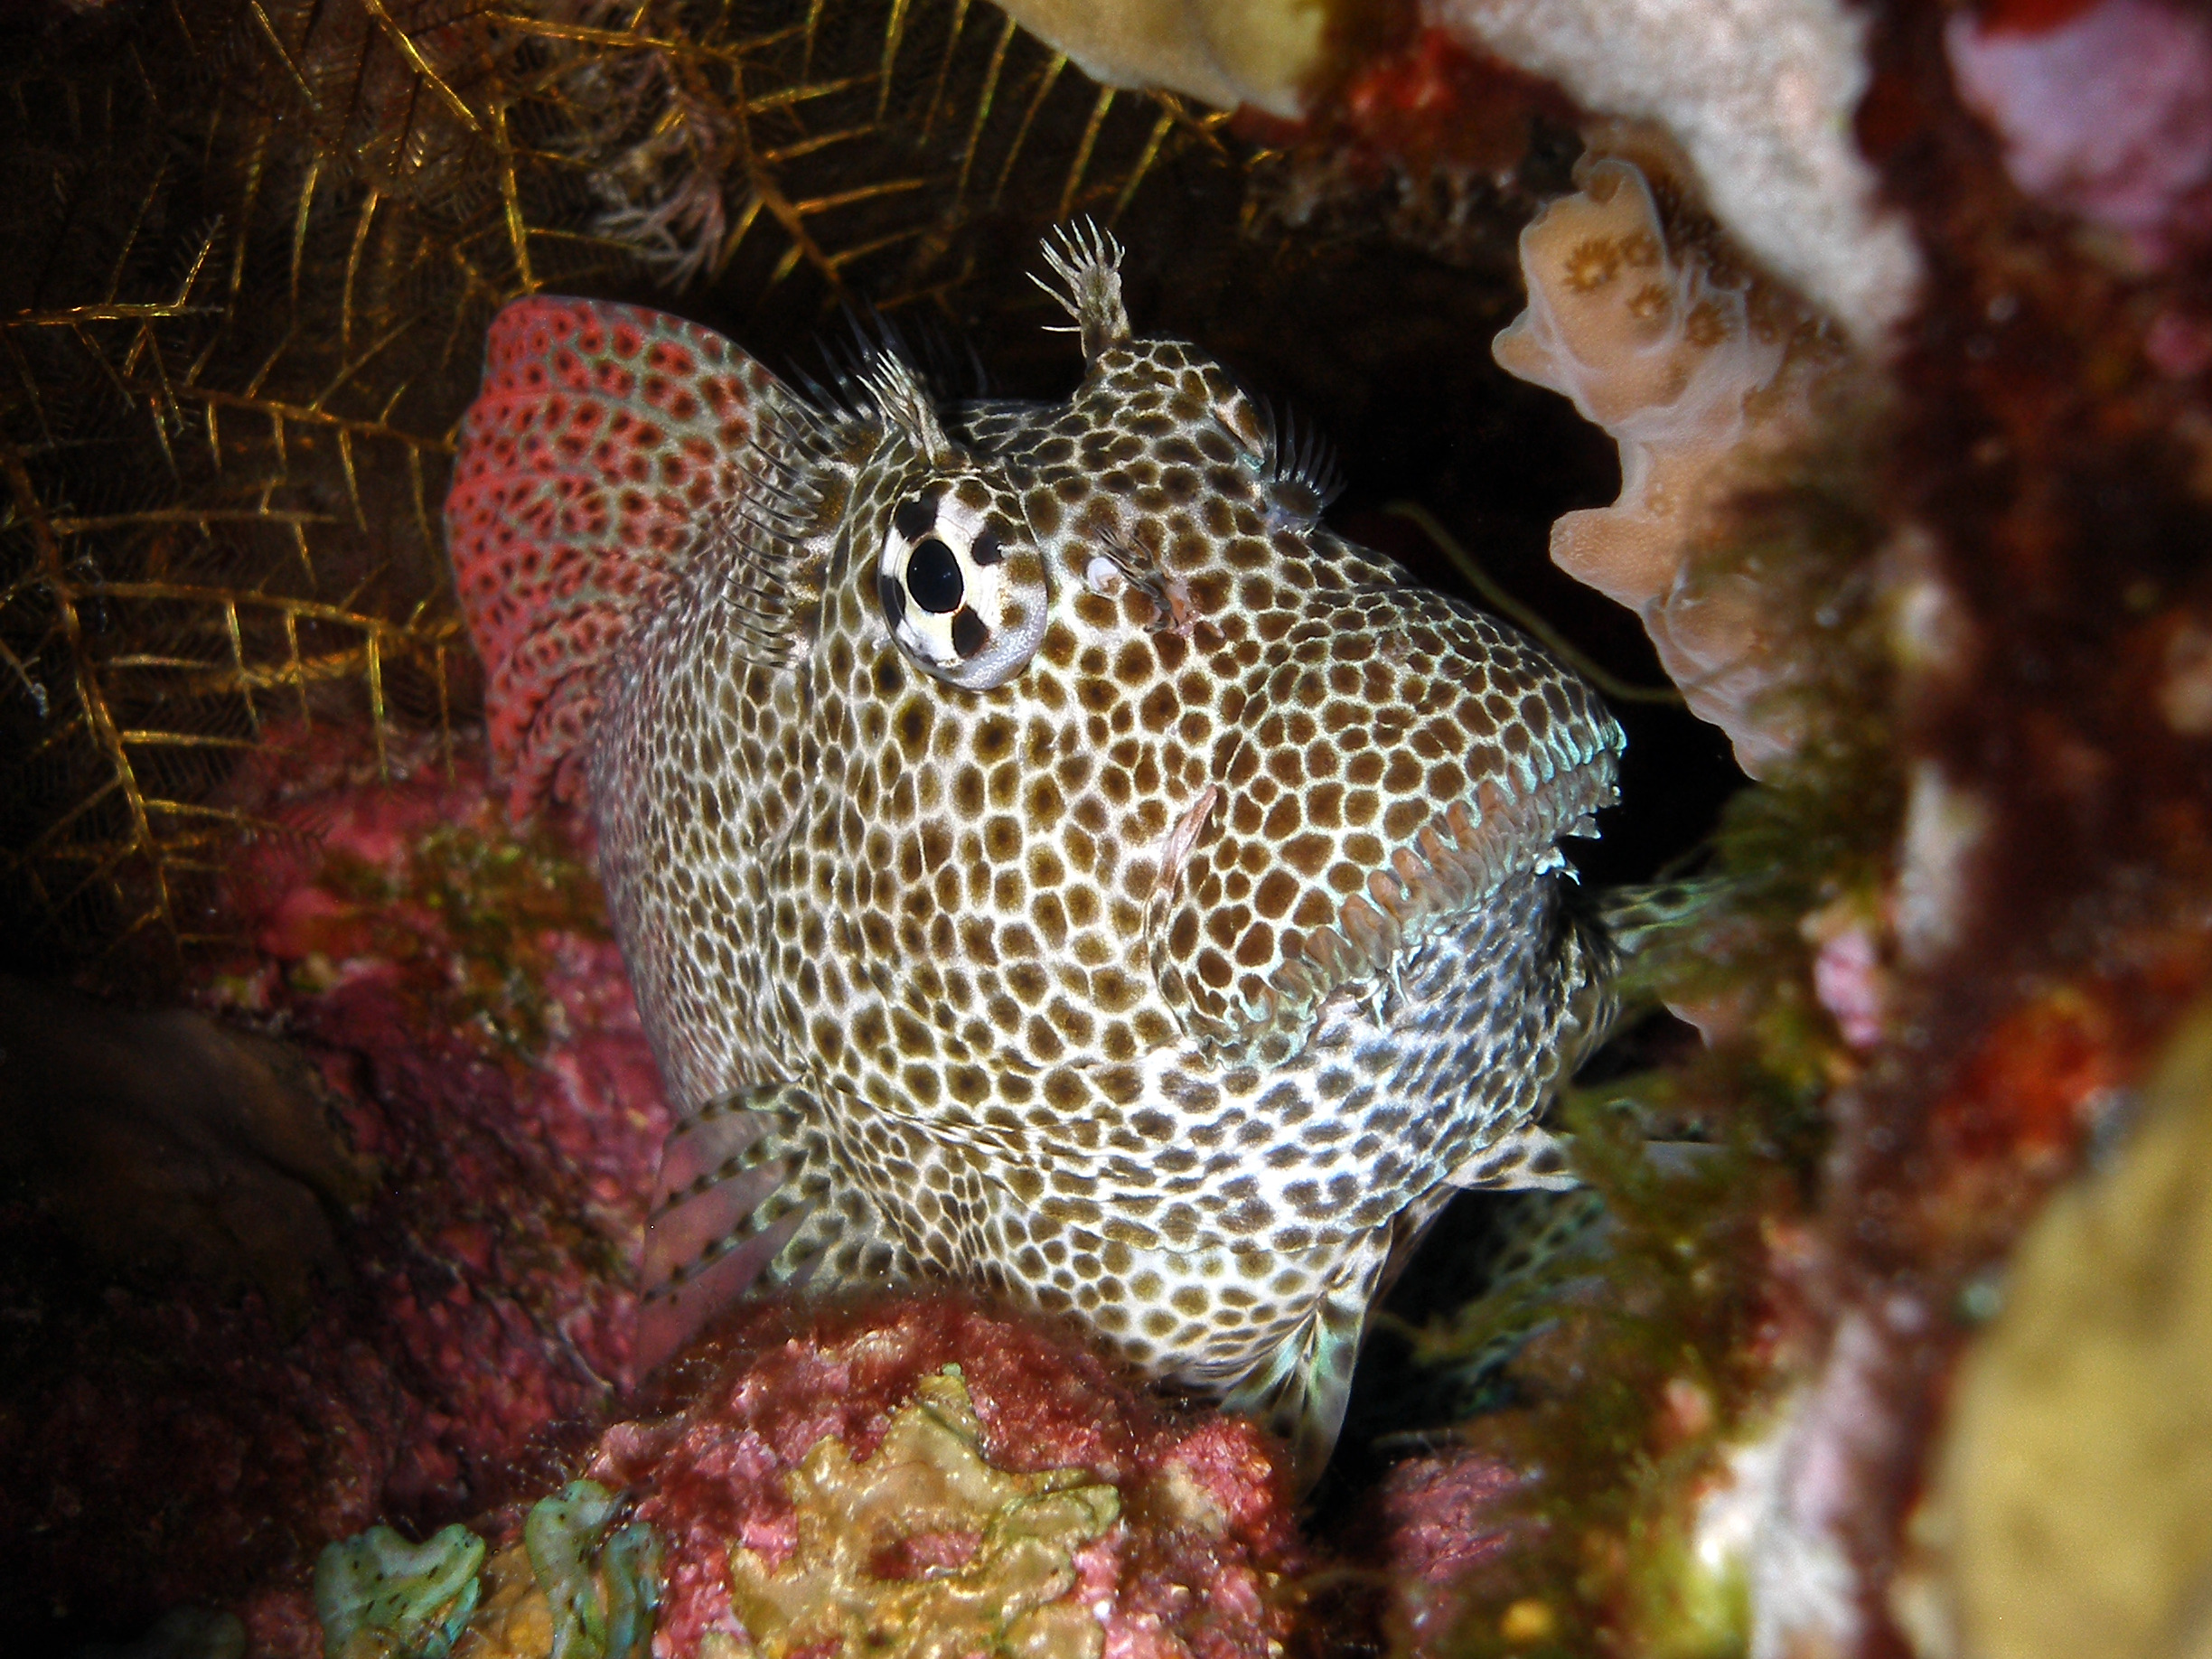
0;0;1231;980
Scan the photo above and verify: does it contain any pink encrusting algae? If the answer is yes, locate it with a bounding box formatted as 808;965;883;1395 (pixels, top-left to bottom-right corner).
1364;1452;1528;1652
220;724;672;1431
1945;0;2212;266
586;1296;1302;1659
0;724;672;1648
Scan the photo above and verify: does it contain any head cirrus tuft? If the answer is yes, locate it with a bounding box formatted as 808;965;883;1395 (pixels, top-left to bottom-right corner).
444;297;784;819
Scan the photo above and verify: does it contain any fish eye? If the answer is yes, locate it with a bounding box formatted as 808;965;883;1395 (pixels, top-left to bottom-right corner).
905;537;964;613
875;484;1049;689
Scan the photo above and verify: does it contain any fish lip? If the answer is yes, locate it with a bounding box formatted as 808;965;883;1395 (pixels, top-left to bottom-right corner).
1208;749;1619;1055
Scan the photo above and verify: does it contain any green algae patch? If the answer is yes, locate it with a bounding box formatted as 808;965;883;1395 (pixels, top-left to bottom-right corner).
308;811;612;1069
316;1486;661;1659
314;1523;486;1659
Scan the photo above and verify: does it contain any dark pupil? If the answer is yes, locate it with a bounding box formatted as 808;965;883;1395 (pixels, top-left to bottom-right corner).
906;537;965;614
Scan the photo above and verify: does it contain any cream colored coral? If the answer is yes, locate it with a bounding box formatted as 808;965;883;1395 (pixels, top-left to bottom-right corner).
1902;1005;2212;1659
725;1366;1122;1659
991;0;1336;118
1493;150;1831;778
1429;0;1919;348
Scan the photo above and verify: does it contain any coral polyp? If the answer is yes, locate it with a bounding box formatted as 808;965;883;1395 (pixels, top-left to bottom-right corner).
1493;140;1851;777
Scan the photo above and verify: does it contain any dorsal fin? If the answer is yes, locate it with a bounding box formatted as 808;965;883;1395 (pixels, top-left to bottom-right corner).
445;298;809;819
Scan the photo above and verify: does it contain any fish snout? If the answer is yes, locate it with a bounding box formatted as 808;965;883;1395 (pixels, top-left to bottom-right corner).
1146;589;1622;1059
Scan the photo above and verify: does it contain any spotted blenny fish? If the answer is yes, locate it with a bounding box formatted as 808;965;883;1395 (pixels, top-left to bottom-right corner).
445;227;1625;1476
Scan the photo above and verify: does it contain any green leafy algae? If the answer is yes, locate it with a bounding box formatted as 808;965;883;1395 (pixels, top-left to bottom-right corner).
315;1486;661;1659
598;1522;665;1659
314;1523;485;1659
523;1480;661;1659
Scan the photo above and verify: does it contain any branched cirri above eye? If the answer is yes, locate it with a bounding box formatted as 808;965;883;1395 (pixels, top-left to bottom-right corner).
875;483;1050;689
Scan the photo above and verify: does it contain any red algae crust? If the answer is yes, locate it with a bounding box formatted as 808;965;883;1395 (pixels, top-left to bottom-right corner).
0;723;672;1649
586;1295;1303;1659
217;724;671;1467
1364;1452;1527;1653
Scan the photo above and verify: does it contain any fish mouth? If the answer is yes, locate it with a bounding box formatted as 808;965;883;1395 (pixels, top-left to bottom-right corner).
1148;750;1618;1066
1287;770;1608;991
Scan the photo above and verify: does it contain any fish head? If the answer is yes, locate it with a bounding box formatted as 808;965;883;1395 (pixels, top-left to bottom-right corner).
799;232;1624;1083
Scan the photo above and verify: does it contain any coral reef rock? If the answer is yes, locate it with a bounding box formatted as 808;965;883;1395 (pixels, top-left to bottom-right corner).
80;1607;249;1659
0;974;373;1321
582;1297;1303;1659
321;1324;1286;1659
1492;147;1842;776
0;725;670;1651
1428;0;1922;346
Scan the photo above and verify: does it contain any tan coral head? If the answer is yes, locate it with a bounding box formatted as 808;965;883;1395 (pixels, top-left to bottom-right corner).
991;0;1345;118
1494;153;1832;779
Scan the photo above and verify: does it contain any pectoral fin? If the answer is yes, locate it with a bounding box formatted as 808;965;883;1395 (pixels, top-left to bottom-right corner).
636;1084;816;1375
